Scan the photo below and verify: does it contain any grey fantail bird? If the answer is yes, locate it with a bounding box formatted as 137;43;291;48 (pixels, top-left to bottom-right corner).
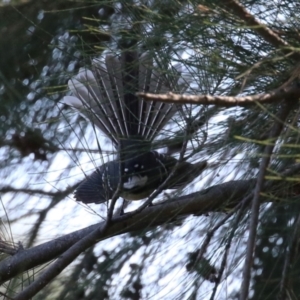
63;50;206;204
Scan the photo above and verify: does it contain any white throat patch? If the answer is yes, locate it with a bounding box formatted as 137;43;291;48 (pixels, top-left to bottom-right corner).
123;175;148;189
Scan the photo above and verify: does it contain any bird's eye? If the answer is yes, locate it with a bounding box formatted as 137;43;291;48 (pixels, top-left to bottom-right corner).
134;164;139;168
124;168;129;173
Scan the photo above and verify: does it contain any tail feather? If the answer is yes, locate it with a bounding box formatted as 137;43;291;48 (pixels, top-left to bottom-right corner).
138;53;179;140
93;56;127;138
143;64;180;140
65;71;119;144
138;52;153;137
63;51;183;146
82;68;120;138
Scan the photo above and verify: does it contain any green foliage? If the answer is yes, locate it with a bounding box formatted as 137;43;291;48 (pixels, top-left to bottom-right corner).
1;0;300;299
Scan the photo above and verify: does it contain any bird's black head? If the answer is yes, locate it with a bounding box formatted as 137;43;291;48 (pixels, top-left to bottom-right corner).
122;150;156;190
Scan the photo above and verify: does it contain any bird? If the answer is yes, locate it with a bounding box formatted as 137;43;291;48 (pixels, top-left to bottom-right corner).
62;50;207;204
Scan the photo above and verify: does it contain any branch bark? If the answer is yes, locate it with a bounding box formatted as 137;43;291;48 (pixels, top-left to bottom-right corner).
137;85;300;106
0;180;254;286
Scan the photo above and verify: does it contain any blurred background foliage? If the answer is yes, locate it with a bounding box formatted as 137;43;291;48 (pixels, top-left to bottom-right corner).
1;0;300;299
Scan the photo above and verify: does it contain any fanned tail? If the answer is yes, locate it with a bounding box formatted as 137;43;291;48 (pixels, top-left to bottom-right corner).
63;51;183;145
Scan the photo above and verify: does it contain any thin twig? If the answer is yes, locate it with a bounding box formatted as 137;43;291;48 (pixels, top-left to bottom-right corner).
240;100;296;300
62;147;115;154
209;242;230;300
223;0;300;90
223;0;293;54
0;291;13;300
0;186;75;197
209;194;252;300
106;143;124;222
194;195;251;266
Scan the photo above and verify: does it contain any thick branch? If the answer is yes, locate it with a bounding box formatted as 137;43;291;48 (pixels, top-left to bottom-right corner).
3;160;300;288
0;180;254;285
2;158;300;289
137;85;300;106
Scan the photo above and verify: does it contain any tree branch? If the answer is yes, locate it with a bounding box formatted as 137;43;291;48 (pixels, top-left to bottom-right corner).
2;161;300;288
0;180;254;285
137;85;300;106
